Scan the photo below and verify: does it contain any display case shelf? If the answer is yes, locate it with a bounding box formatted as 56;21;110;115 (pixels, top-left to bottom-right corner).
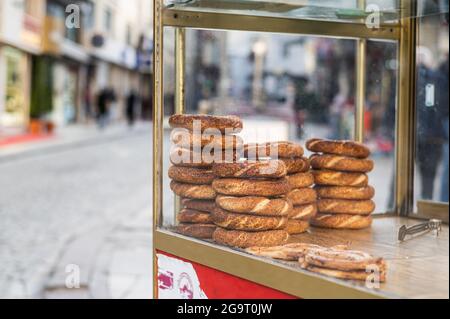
163;0;401;40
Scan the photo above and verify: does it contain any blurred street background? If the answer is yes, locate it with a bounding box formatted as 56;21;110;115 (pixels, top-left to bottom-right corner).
0;0;448;298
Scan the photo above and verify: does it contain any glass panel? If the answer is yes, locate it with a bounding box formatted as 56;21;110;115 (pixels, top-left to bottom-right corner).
160;28;398;229
414;7;449;208
166;0;404;24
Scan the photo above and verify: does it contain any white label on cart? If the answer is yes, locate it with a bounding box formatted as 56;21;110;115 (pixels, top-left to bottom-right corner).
157;254;208;299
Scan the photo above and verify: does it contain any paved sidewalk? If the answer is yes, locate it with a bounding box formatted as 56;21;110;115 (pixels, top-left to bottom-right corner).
0;122;152;163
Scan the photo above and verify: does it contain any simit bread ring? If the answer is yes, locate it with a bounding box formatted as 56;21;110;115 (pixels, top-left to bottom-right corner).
177;209;213;224
299;262;386;282
311;214;373;229
181;199;216;213
315;186;375;200
168;166;215;185
212;208;288;231
288;204;318;221
285;220;310;235
213;160;287;179
317;199;375;215
244;142;304;159
281;157;310;174
306;138;370;158
213;228;289;248
305;248;384;271
286;188;318;206
312;170;369;187
212;178;291;197
170;181;217;200
169;114;243;133
216;195;292;216
310;154;374;173
287;172;314;188
170;147;240;168
171;130;243;150
175;224;216;239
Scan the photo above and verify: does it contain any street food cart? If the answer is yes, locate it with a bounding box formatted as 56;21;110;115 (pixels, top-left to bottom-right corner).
152;0;449;299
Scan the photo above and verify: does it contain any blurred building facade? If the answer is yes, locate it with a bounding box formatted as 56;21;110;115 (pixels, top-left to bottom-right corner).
0;0;153;133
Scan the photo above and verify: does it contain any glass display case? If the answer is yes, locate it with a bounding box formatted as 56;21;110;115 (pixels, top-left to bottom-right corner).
153;0;449;299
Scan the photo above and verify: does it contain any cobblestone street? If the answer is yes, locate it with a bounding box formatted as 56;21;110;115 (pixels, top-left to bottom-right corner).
0;125;154;298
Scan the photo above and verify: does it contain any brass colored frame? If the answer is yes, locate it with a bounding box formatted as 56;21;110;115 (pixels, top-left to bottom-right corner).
152;0;434;299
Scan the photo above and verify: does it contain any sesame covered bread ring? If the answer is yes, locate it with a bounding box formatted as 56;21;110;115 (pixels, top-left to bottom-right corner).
181;199;216;213
170;181;217;200
305;248;384;271
281;157;310;174
212;178;291;197
312;170;369;187
244;142;304;159
286;220;310;235
177;209;213;224
287;172;314;188
315;186;375;200
288;204;318;221
215;195;292;216
310;154;374;173
317;199;375;215
286;188;318;206
213;228;289;248
212;208;288;231
306;138;370;158
311;214;373;230
168;166;215;185
171;130;244;150
170;147;240;168
213;160;287;179
169;114;243;133
175;224;216;239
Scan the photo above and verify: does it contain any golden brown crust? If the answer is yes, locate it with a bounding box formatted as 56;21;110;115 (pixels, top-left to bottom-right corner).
213;160;286;179
306;138;371;158
286;188;318;206
244;142;304;159
174;224;216;239
213;228;289;248
177;209;213;224
169;114;243;133
212;208;288;231
171;130;243;150
212;178;291;197
299;262;386;282
170;181;217;200
216;195;292;216
281;157;310;174
181;199;216;213
287;172;314;188
245;243;329;261
315;186;375;200
317;199;375;215
312;170;369;187
305;249;384;271
310;154;374;173
168;166;215;185
311;214;373;229
286;220;310;235
170;147;240;168
288;204;318;220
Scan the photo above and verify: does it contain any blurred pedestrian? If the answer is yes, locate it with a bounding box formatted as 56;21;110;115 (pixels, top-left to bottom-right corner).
416;48;446;200
97;88;112;129
438;56;449;202
126;90;139;127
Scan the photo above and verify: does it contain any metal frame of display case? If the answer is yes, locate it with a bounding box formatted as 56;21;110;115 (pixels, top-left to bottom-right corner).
152;0;448;299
